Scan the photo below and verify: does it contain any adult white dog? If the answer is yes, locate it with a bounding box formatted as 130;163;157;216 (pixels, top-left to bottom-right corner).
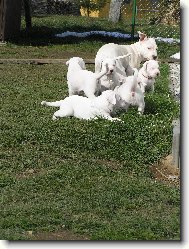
137;60;160;93
95;31;158;76
114;69;145;115
41;90;122;122
66;57;108;98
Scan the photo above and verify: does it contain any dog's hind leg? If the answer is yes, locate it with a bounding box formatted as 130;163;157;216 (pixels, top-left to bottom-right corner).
149;84;155;92
138;102;145;115
52;106;73;120
68;88;75;96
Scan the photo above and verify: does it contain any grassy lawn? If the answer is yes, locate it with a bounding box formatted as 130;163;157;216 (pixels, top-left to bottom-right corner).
0;15;180;240
0;62;180;240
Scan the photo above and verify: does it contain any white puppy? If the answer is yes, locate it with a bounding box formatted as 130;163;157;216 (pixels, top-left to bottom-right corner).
114;69;145;114
99;55;132;92
66;57;108;98
95;31;158;76
137;60;160;93
41;90;122;122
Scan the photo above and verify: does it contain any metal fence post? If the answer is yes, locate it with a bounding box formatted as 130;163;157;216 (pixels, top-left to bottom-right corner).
172;119;180;168
131;0;137;41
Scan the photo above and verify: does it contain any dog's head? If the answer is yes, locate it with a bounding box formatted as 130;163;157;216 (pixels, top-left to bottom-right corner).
137;31;158;61
143;60;160;78
101;55;131;75
101;58;117;75
66;57;86;70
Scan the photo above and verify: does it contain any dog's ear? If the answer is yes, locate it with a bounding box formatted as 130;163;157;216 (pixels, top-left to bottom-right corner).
79;59;86;70
100;60;103;71
143;61;148;71
115;92;121;102
108;92;117;105
138;31;147;42
66;60;69;66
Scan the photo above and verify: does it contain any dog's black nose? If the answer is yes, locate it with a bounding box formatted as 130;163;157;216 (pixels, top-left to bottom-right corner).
110;69;113;73
153;55;157;60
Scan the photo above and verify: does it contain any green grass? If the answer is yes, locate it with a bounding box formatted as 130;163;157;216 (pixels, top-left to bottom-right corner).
0;15;180;240
0;61;180;240
0;15;180;60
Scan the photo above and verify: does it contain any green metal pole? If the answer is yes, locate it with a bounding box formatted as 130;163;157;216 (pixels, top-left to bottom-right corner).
131;0;137;41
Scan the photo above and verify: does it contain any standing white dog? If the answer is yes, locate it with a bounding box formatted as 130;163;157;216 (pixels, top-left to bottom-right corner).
114;69;145;115
66;57;108;98
137;60;160;93
95;31;158;76
41;90;122;122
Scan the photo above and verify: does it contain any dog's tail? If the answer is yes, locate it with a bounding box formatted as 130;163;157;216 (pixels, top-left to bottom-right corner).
130;68;138;98
115;53;132;62
94;63;108;80
41;100;63;107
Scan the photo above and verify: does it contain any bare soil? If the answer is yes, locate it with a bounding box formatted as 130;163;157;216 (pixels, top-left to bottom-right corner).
150;154;180;187
27;230;90;241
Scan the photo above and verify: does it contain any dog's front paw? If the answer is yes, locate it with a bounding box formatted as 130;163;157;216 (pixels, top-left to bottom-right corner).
52;115;58;121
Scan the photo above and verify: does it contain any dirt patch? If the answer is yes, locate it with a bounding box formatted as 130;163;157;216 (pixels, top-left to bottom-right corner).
96;159;123;171
27;230;90;241
16;168;48;179
149;154;180;187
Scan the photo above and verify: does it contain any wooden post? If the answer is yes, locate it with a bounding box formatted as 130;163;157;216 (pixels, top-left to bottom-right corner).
0;0;22;41
172;119;180;168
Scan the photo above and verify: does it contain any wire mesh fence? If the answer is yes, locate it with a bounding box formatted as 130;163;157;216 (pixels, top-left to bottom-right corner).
120;0;180;38
23;0;180;39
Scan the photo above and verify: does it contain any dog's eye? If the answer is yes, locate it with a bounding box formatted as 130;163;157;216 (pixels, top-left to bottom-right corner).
148;47;151;50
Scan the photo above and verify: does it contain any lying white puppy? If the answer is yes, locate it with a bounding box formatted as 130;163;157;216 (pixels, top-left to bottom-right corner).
66;57;108;98
41;90;122;122
95;31;158;76
137;60;160;93
114;69;145;115
99;55;132;92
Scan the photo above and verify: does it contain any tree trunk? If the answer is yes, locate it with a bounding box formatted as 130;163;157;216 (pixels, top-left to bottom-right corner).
109;0;123;23
0;0;22;41
23;0;32;29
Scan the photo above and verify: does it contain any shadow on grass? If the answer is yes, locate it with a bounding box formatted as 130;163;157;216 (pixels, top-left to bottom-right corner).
9;27;136;47
8;15;137;46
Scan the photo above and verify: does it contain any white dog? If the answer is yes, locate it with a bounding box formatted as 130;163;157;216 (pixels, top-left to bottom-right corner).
95;31;158;76
114;69;145;115
66;57;108;98
137;60;160;93
41;90;122;122
99;54;132;92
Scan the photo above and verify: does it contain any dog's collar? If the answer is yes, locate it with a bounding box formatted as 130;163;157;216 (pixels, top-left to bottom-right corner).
142;73;153;80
